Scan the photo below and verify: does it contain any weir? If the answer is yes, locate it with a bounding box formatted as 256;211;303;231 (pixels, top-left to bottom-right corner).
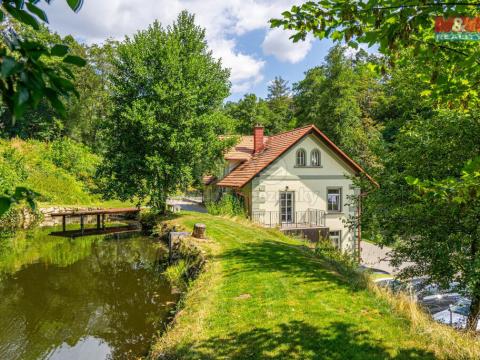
49;207;141;238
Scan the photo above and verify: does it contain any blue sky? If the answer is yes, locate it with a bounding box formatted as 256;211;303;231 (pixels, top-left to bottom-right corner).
233;29;334;101
41;0;337;101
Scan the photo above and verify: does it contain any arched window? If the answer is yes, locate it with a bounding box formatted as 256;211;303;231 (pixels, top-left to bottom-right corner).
296;149;306;167
311;149;321;167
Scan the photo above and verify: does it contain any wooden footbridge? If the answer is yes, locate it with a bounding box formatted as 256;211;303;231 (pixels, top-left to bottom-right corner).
50;207;141;238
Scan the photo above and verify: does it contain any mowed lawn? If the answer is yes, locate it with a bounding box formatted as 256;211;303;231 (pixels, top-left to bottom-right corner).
153;212;436;359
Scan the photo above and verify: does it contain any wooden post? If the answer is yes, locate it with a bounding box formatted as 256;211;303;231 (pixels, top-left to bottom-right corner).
97;214;101;230
102;214;105;229
62;215;66;232
168;232;173;264
192;223;206;239
80;215;84;235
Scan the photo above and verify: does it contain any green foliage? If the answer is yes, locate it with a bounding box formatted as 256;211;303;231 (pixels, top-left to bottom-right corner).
0;1;85;120
224;93;273;134
0;23;114;148
272;1;480;108
315;240;366;290
224;77;296;135
293;45;383;172
164;259;189;290
0;186;39;217
206;193;245;217
402;159;480;331
47;137;100;187
368;110;480;330
99;12;232;213
0;138;103;207
266;76;296;133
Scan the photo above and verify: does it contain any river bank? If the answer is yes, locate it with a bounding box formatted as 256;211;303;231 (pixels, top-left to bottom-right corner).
151;212;480;360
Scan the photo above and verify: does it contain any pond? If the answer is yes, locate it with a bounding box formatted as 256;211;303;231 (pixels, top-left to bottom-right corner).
0;227;178;360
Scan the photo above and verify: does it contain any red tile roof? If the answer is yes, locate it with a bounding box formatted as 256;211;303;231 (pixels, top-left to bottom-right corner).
217;124;378;188
223;135;269;161
202;175;217;186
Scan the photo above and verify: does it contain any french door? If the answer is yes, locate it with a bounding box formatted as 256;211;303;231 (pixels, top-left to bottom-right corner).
280;191;294;224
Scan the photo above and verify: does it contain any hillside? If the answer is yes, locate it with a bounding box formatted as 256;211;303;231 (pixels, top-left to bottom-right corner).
0;138;124;207
153;212;480;360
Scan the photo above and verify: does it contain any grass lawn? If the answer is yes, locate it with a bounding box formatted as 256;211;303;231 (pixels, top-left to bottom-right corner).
152;212;446;359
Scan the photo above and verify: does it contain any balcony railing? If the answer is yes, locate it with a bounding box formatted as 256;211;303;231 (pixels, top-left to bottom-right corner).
251;209;326;228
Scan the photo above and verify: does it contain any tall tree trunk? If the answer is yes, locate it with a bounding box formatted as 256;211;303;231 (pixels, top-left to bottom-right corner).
467;233;480;331
467;286;480;331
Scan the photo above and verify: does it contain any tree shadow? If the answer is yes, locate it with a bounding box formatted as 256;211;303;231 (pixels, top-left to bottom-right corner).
168;320;435;359
217;239;360;291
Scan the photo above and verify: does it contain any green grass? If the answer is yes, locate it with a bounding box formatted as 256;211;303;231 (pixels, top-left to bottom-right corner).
0;138;133;208
152;212;442;360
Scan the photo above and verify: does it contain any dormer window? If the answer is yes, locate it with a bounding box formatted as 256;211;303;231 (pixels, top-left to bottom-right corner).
311;149;321;167
296;149;306;167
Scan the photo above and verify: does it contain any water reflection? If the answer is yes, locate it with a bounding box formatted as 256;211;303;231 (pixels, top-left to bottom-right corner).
0;229;177;360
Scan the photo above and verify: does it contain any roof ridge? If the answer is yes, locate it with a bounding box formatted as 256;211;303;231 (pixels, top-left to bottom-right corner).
269;124;313;138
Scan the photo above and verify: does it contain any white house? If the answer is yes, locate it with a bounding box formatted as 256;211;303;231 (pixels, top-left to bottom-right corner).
203;125;377;254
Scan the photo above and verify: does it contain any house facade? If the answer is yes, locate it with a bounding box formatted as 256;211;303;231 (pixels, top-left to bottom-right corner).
204;125;377;254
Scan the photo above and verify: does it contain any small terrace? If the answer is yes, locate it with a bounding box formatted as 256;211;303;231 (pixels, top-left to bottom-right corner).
251;209;326;229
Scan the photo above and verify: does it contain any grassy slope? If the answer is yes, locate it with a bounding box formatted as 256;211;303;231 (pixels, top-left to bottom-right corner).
0;138;131;208
153;212;440;360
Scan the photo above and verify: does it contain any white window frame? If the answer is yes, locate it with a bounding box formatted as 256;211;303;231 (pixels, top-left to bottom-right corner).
310;149;321;167
327;187;342;212
279;191;295;223
295;149;306;167
329;230;342;249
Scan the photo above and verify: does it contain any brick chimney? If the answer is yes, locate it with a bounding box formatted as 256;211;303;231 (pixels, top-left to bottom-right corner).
253;125;264;154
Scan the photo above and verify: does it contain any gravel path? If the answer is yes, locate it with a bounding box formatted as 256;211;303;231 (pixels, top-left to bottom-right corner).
167;198;207;213
360;241;413;275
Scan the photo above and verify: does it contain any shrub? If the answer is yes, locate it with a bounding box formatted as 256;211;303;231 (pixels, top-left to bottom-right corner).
0;145;27;195
46;138;100;187
206;193;245;217
315;239;367;289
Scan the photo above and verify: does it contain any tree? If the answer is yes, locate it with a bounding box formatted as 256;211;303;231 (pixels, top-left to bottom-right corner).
0;0;86;120
0;22;105;144
271;1;480;108
99;12;232;213
224;93;273;134
266;76;296;133
293;45;383;172
370;111;480;330
0;0;85;216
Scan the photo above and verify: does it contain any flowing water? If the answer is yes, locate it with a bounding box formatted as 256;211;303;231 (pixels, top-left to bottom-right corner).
0;227;178;360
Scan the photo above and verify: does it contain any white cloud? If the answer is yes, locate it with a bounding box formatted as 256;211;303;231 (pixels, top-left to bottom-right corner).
40;0;307;94
262;28;313;63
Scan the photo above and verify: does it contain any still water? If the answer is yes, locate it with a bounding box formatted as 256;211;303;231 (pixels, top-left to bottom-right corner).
0;228;178;360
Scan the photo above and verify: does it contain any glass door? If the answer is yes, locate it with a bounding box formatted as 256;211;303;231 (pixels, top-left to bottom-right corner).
280;191;294;224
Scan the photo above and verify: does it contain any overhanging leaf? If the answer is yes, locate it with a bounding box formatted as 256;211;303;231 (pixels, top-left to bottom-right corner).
51;44;69;57
66;0;84;12
25;2;49;23
63;55;86;67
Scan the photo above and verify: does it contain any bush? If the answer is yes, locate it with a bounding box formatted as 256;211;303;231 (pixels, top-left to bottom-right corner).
47;138;100;187
206;193;245;217
0;144;27;195
0;138;103;206
314;239;367;290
